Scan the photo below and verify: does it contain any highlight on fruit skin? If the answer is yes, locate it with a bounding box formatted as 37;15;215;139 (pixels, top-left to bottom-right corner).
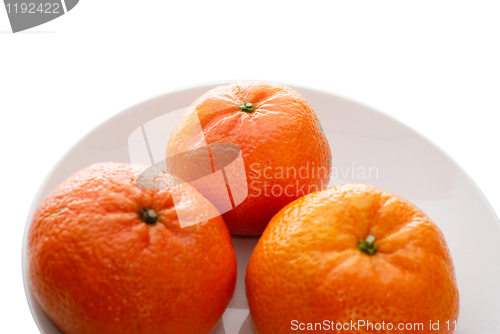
166;80;332;235
246;183;459;334
27;162;237;334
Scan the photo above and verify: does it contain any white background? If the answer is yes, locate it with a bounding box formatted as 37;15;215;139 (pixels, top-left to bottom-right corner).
1;1;499;332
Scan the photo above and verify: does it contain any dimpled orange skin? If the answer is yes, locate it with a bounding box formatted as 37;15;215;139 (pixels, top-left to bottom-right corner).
28;162;237;334
246;183;459;334
166;81;332;235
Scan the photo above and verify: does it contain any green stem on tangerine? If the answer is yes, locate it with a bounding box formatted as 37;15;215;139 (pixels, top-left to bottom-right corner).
357;235;378;255
141;208;158;225
240;102;255;113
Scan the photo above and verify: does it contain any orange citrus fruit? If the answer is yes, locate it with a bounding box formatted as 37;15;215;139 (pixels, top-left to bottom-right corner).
28;162;237;334
166;81;332;235
246;183;459;333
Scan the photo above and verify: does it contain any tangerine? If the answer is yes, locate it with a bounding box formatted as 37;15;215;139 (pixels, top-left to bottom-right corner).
28;162;237;334
246;183;459;333
166;81;332;235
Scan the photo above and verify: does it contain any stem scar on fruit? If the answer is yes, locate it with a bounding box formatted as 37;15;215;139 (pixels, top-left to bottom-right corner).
240;102;255;113
358;235;378;255
141;208;158;225
235;83;255;113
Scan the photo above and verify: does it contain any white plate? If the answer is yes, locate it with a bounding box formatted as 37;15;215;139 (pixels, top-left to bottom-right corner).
23;81;500;334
